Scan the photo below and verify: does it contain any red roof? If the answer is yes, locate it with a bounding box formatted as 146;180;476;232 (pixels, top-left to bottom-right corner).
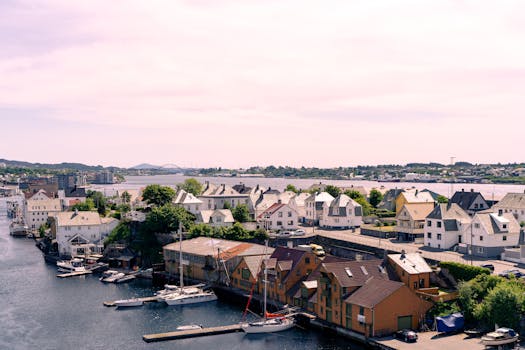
257;202;286;219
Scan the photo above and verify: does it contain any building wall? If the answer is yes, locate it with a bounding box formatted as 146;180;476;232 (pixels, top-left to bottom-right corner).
56;221;115;257
231;259;257;291
388;258;430;291
261;206;298;230
199;196;250;210
424;218;465;249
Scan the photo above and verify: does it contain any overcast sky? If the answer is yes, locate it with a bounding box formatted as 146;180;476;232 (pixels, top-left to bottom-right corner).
1;0;524;168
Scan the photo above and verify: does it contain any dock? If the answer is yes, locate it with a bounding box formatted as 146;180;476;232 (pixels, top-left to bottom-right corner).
56;270;93;278
143;324;243;342
103;296;159;307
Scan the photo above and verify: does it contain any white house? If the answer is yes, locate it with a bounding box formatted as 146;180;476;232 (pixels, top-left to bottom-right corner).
24;196;63;231
197;209;235;227
492;192;525;224
305;192;334;225
51;211;119;257
424;203;471;249
173;189;203;215
320;194;362;229
288;192;310;222
198;183;250;211
257;202;298;231
459;210;521;258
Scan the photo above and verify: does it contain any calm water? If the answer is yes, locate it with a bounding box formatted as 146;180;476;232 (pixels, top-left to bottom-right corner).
0;197;357;350
91;174;525;200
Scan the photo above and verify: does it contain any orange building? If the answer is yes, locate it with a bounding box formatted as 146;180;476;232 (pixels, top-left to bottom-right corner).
231;255;269;291
387;252;432;291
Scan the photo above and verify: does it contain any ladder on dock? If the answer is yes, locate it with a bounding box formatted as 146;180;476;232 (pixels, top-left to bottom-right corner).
143;324;243;342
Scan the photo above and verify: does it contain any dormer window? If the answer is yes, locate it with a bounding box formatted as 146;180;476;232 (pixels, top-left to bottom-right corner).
503;224;507;229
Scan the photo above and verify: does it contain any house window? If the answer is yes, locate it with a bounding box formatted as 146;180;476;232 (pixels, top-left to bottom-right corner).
305;257;310;264
477;247;484;253
437;221;442;228
427;220;431;227
503;224;507;229
288;211;292;217
479;235;483;241
474;204;478;209
503;236;507;241
278;212;283;218
474;223;480;228
427;232;432;239
413;282;418;289
458;235;462;243
241;268;250;280
437;234;442;240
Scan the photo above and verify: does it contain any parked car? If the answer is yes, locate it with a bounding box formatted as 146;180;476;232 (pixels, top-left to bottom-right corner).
499;269;522;278
291;229;306;236
276;231;292;237
480;264;495;272
395;329;418;342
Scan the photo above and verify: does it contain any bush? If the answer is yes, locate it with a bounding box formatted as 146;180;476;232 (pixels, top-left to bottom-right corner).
440;261;490;281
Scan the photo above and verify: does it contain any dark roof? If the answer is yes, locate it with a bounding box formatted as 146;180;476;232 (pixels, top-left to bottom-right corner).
65;186;87;198
443;219;458;231
232;184;252;194
305;256;351;282
268;247;307;280
378;189;405;211
322;259;389;288
450;190;487;211
263;187;280;195
344;278;404;308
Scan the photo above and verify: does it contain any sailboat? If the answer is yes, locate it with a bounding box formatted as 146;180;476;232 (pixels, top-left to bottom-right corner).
241;241;295;334
159;228;217;306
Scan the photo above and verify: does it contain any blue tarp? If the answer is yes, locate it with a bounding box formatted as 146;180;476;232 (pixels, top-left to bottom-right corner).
435;313;464;333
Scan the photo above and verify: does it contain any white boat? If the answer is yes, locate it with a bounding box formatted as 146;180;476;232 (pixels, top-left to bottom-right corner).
176;324;203;331
57;258;86;272
114;298;143;307
241;240;295;334
481;328;519;346
160;229;218;306
100;272;126;283
115;274;136;283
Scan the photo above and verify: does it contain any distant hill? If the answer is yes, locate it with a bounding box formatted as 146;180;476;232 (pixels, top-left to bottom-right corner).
0;158;121;171
129;163;162;170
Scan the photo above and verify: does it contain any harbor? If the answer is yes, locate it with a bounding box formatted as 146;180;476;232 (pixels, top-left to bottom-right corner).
0;197;363;350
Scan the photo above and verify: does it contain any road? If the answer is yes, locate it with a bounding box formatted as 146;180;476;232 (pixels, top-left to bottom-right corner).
288;226;524;275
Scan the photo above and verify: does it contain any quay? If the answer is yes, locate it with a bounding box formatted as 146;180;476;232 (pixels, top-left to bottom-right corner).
103;296;159;307
56;270;92;278
142;324;243;342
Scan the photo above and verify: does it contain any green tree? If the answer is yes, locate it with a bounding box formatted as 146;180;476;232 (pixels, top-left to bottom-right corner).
232;204;251;222
142;184;176;206
87;190;107;216
437;195;449;204
325;185;341;198
71;198;95;211
369;189;383;208
142;204;195;234
105;221;132;245
474;282;525;329
121;191;131;204
188;223;214;238
344;190;372;216
285;184;299;193
178;178;203;196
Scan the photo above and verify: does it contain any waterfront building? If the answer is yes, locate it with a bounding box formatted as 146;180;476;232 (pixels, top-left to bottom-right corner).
458;210;521;258
424;203;471;249
395;190;435;214
305;192;334;225
395;202;435;242
172;189;203;215
320;194;362;229
492;192;525;223
24;194;63;230
196;209;235;227
257;201;298;231
163;237;269;285
230;254;271;291
257;246;319;305
387;252;432;291
449;189;489;216
50;210;118;257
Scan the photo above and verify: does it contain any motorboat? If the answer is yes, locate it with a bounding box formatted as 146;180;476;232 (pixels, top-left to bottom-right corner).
160;287;217;306
114;274;136;283
176;324;203;331
154;283;207;300
114;298;143;307
481;328;519;346
100;271;126;283
9;222;29;237
57;258;86;272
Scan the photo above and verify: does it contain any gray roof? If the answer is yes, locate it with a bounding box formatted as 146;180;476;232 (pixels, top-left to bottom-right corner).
327;194;360;217
426;203;470;221
388;253;432;274
344;278;404;308
475;212;520;235
494;193;525;209
450;190;487;211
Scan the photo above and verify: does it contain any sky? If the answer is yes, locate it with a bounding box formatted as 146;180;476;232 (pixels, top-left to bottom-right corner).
1;0;524;168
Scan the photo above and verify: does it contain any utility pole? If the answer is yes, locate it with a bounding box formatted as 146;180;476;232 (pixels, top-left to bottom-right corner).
450;156;455;198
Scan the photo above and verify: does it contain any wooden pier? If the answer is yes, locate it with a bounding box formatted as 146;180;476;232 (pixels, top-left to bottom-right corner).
56;270;93;278
143;324;243;342
103;296;159;307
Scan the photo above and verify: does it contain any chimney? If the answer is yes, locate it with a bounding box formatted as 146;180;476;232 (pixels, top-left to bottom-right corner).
471;188;474;192
461;188;465;192
400;249;406;260
278;199;282;204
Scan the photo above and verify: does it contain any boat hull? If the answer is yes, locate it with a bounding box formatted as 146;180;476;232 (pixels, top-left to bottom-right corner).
115;300;143;307
242;318;295;333
163;292;218;305
481;336;519;346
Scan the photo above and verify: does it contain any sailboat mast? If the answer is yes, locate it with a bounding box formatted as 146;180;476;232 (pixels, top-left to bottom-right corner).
179;227;184;290
263;239;268;320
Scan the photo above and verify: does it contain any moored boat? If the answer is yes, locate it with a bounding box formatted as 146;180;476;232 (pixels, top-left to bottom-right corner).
100;271;126;283
481;328;519;346
114;298;143;307
57;258;86;272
